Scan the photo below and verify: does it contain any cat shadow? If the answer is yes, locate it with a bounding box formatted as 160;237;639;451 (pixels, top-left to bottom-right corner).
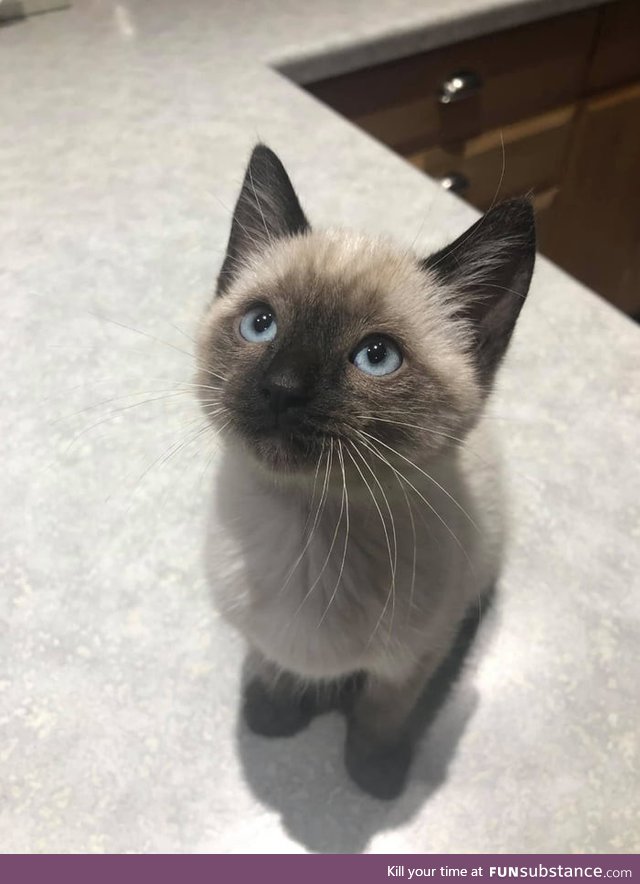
235;595;496;853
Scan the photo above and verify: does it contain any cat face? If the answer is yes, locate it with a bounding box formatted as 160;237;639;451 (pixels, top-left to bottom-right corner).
196;145;535;475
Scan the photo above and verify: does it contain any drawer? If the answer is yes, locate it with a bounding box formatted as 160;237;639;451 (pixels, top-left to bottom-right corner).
587;0;640;93
407;106;575;210
307;9;597;153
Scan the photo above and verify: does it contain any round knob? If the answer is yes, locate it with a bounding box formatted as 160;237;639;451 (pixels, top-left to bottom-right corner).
438;172;470;195
437;71;483;104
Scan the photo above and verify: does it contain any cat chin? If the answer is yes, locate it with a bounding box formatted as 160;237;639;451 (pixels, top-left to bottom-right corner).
234;430;322;479
252;447;310;476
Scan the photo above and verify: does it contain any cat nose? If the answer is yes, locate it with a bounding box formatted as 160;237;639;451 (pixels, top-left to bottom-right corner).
260;369;311;420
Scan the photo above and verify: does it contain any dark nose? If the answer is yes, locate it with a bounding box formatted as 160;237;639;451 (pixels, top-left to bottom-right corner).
260;367;311;422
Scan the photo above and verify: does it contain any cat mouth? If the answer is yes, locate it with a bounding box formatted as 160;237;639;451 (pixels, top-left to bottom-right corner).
240;423;324;473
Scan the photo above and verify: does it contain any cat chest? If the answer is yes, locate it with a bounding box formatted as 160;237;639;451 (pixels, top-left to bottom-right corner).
238;541;378;677
216;516;426;679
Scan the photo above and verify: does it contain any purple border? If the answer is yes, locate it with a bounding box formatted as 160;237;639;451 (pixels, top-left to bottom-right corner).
0;854;638;884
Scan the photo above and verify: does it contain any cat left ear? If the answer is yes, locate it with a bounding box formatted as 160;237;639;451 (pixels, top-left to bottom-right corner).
217;144;310;294
422;198;536;384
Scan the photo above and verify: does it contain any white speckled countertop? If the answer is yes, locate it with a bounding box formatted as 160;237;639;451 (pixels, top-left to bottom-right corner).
1;0;638;855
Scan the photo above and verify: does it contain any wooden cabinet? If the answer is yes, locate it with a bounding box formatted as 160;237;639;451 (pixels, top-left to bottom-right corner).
541;83;640;314
407;107;574;210
308;10;597;154
587;0;640;93
305;1;640;317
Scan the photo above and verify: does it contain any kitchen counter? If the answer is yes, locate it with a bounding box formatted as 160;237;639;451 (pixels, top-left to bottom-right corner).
1;0;638;854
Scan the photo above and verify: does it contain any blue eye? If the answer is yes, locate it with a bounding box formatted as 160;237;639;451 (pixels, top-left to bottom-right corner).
239;304;277;343
352;336;402;377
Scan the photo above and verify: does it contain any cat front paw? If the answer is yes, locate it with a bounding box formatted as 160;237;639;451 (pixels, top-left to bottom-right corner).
243;677;314;738
345;726;413;800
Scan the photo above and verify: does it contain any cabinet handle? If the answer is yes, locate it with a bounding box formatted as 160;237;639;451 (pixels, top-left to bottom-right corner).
437;71;483;104
438;172;470;195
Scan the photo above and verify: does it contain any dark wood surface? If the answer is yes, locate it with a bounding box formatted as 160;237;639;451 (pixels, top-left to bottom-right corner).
542;82;640;315
305;0;640;315
587;0;640;93
407;106;574;210
308;9;597;153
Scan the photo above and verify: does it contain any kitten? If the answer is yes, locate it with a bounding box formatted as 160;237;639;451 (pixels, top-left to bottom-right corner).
197;145;535;799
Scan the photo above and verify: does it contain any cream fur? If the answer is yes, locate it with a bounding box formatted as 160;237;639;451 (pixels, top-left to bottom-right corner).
199;232;503;686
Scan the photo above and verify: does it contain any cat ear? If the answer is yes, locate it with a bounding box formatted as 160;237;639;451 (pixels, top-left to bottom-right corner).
217;144;310;294
422;199;536;384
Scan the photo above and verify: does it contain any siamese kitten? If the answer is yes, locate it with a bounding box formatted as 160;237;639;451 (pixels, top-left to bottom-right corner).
197;145;535;799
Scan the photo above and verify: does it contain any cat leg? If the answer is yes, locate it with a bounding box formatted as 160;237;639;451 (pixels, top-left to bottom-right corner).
346;600;491;797
345;662;431;799
243;651;366;737
243;651;316;737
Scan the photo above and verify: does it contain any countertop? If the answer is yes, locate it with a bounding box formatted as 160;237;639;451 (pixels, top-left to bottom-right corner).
1;0;638;855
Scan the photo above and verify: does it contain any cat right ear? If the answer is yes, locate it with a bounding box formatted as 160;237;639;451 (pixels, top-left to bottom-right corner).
217;144;311;295
422;199;536;385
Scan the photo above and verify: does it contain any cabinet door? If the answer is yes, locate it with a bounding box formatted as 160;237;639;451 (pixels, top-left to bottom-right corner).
407;106;574;210
541;82;640;315
587;0;640;93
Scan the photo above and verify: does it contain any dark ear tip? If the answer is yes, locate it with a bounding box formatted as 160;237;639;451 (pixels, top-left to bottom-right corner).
488;197;536;235
250;142;271;158
487;196;534;219
249;143;281;169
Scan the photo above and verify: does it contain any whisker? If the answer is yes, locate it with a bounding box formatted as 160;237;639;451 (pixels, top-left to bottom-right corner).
58;394;200;461
290;440;344;619
356;414;472;450
345;442;396;647
426;130;506;275
122;416;231;514
164;319;198;346
359;429;481;533
278;440;331;598
349;439;399;634
300;438;327;537
40;375;226;404
115;417;210;509
52;388;194;425
357;412;542;490
86;310;229;385
318;439;350;627
355;431;475;577
392;460;418;622
87;310;198;364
